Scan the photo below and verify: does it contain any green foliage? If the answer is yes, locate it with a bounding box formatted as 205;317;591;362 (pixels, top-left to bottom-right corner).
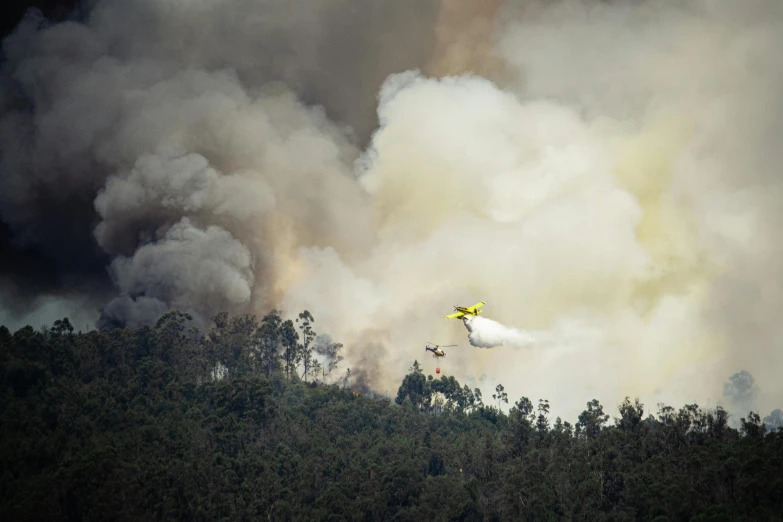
280;319;299;380
0;313;782;521
297;310;316;382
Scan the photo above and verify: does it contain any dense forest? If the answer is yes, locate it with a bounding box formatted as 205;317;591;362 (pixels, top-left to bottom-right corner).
1;309;782;521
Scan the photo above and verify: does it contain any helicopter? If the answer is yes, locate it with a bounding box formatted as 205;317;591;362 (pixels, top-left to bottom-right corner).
425;342;456;358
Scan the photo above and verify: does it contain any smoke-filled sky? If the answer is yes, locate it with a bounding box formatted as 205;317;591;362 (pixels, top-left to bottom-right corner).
1;0;782;422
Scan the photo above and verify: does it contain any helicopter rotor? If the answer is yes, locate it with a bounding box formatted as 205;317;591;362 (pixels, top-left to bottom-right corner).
426;342;457;348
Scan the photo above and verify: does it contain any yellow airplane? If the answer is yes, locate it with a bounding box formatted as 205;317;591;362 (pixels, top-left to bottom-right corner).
444;301;486;319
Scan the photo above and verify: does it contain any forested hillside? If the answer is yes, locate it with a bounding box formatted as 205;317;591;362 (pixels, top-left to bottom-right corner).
1;310;782;521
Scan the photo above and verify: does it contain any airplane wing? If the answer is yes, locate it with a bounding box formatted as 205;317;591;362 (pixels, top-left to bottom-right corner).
444;312;464;319
466;301;486;312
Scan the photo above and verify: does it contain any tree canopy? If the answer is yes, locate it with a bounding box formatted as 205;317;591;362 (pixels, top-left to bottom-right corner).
1;310;781;521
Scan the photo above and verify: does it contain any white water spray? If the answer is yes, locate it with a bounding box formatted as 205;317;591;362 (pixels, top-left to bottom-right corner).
462;315;534;349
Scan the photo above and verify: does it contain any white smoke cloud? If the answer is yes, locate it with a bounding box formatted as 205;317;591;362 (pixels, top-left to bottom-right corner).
284;0;783;421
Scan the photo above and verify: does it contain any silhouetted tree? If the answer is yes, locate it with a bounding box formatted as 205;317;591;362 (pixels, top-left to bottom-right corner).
492;383;508;409
297;310;316;381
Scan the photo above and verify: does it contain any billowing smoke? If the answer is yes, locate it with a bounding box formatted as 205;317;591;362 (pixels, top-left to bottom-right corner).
0;0;442;326
462;316;534;349
2;0;783;421
282;0;783;421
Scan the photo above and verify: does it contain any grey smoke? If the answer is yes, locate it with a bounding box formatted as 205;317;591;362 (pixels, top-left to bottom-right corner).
100;218;255;328
764;409;783;433
0;0;441;328
0;290;101;333
721;370;760;426
93;151;276;256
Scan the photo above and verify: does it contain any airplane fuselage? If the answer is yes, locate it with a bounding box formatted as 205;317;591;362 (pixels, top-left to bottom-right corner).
444;301;486;319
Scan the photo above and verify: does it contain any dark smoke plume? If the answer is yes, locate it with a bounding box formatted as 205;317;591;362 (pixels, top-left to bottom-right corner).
0;0;442;329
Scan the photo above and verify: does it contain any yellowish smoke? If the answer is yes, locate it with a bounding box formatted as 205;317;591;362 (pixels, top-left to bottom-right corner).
281;0;783;421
